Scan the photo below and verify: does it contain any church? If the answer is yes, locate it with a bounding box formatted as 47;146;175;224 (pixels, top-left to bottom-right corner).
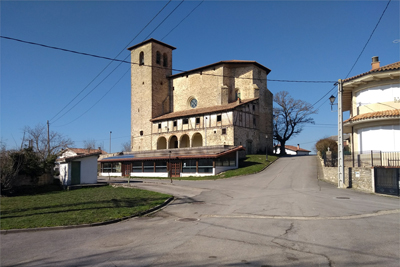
99;38;273;178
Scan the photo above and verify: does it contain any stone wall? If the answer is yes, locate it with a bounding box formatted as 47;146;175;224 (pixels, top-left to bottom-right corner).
317;156;374;193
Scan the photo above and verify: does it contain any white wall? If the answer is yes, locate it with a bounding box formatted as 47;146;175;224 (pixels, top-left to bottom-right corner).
356;83;400;107
59;162;71;186
59;156;98;185
79;156;98;184
359;125;400;152
275;147;296;155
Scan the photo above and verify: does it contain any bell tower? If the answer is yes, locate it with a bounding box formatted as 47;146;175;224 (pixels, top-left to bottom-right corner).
127;39;176;151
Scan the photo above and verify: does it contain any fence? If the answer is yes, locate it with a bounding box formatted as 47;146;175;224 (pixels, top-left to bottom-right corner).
323;151;400;168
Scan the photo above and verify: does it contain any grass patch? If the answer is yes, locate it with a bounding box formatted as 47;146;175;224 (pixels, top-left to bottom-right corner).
0;186;171;230
130;154;278;181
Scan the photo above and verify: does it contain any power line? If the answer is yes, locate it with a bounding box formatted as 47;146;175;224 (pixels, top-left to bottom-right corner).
344;0;391;79
1;35;337;85
49;0;173;123
161;0;204;41
143;0;185;41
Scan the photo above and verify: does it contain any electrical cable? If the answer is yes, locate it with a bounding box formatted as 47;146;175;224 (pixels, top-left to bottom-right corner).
1;35;337;85
344;0;391;79
143;0;185;41
161;0;204;41
48;0;173;123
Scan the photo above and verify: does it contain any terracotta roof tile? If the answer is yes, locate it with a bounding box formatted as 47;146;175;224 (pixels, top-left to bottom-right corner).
344;61;400;82
344;110;400;123
151;98;258;122
65;148;107;155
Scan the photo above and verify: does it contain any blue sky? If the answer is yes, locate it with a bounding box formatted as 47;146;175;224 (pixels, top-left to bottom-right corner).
1;0;399;153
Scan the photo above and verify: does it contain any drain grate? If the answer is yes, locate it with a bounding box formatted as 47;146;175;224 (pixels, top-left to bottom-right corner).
336;197;350;199
177;218;200;222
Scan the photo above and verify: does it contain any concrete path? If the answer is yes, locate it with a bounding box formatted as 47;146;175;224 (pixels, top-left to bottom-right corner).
2;156;399;266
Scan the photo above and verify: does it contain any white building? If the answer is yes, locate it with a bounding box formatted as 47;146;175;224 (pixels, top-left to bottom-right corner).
342;57;400;153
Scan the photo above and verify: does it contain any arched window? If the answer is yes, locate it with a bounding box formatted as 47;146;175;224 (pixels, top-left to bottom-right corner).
156;51;161;65
139;52;144;66
163;53;168;67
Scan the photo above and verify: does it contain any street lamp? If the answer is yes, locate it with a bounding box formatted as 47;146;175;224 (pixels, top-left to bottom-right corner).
168;151;172;183
329;95;337;111
265;135;268;161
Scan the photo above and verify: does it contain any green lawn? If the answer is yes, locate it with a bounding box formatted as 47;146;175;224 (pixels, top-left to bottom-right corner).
130;154;279;181
0;186;171;230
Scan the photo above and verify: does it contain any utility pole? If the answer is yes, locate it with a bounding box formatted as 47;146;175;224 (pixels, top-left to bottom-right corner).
47;120;50;157
109;131;112;153
337;80;344;188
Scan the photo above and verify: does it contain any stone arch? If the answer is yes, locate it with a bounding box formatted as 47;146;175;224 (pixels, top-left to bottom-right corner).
192;133;203;147
180;134;190;148
157;137;167;150
169;135;178;149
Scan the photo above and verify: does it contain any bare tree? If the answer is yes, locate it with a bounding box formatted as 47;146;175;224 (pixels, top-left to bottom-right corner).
273;91;317;156
83;139;97;150
121;141;131;152
22;123;74;160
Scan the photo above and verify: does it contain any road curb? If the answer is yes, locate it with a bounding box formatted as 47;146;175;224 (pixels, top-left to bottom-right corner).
0;196;174;235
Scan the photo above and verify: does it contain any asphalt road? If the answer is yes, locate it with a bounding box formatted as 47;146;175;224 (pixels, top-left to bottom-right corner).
2;156;399;266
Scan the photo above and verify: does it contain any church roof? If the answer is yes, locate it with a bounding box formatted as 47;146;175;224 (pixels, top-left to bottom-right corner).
150;98;259;122
170;60;271;78
127;38;176;51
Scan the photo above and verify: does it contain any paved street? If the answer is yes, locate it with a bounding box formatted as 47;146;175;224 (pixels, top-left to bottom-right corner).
2;156;399;266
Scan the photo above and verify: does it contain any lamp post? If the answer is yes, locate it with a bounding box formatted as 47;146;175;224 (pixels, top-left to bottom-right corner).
329;80;344;188
265;134;268;161
109;131;112;154
168;151;172;183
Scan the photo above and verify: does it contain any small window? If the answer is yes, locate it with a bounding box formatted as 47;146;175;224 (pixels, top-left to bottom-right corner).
163;53;168;67
183;118;188;124
156;51;161;64
173;121;177;127
140;131;143;136
217;115;222;122
139;52;144;66
253;118;256;127
158;123;161;129
222;128;227;135
196;117;200;124
253;105;255;112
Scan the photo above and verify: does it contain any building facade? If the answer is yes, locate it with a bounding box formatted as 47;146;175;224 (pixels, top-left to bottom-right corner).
342;57;400;153
127;39;273;155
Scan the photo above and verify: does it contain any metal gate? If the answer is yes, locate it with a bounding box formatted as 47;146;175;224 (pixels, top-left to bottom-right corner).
374;168;399;196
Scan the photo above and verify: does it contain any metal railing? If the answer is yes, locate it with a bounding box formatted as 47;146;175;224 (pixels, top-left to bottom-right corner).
322;151;400;168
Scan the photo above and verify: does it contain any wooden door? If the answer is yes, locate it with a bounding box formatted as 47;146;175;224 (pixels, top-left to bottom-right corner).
170;162;181;177
121;162;132;177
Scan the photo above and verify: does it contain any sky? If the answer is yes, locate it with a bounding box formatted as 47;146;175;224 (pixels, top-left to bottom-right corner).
1;0;399;153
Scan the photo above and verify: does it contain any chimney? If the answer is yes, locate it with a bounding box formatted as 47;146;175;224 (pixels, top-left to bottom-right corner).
297;144;300;150
371;56;380;70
